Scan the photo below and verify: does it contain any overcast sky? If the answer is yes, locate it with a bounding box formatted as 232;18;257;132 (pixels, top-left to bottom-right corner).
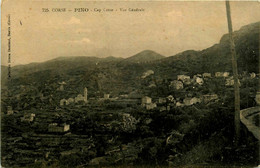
1;0;260;66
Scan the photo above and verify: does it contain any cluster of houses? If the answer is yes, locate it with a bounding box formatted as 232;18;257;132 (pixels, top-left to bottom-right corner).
59;87;114;107
5;105;68;133
139;71;258;111
170;74;206;90
7;70;257;132
168;71;258;90
141;96;157;110
140;93;219;111
57;71;227;111
60;87;88;106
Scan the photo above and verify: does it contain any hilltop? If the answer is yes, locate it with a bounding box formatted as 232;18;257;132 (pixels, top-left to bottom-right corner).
121;50;165;63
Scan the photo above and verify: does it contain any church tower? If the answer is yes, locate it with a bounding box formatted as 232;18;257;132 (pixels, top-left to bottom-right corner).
84;87;88;103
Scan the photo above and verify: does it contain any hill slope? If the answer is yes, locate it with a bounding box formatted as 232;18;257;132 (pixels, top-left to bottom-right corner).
158;21;259;74
1;22;259;94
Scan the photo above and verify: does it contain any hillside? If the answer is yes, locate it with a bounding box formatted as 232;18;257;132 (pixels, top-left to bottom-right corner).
1;22;259;94
10;56;123;77
159;21;259;74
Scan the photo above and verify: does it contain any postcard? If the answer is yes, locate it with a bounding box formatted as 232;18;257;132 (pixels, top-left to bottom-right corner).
1;0;260;167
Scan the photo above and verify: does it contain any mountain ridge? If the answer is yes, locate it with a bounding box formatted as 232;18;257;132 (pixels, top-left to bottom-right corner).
1;21;259;90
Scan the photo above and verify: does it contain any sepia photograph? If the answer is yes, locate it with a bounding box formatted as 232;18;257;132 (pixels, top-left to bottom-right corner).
1;0;260;167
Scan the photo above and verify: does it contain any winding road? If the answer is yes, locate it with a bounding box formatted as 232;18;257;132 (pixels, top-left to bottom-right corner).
240;106;260;140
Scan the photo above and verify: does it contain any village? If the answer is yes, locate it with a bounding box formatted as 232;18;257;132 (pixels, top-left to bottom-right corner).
1;69;259;167
3;69;258;133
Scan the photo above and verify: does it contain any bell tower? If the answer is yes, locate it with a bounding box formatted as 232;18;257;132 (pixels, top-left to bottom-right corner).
84;87;88;103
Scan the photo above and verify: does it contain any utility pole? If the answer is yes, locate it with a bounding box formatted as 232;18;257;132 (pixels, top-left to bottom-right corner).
225;0;240;145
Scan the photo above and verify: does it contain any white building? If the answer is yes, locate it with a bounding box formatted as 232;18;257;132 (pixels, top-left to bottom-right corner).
167;95;175;102
183;97;201;106
67;98;74;104
170;80;183;90
21;113;35;122
176;102;184;107
142;96;152;106
158;97;167;104
84;87;88;102
194;77;204;85
225;77;240;86
7;106;14;115
177;75;190;82
215;72;230;78
60;87;88;106
60;99;67;106
250;72;256;79
141;96;157;110
202;73;211;78
202;94;218;103
104;94;110;99
146;103;157;110
48;123;70;133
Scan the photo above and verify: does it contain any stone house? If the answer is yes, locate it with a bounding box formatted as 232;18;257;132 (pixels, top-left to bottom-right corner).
146;103;157;110
75;94;85;103
158;97;167;104
141;96;157;110
170;80;183;90
215;72;230;78
194;77;204;85
250;72;256;79
177;75;190;81
177;75;191;85
7;106;14;115
141;96;152;106
183;97;201;106
202;73;211;78
21;113;35;122
223;72;230;77
215;72;223;77
104;94;110;99
167;95;175;103
60;98;68;106
225;78;234;86
159;106;167;112
176;102;184;107
225;77;240;86
202;94;218;103
67;98;75;104
48;123;70;133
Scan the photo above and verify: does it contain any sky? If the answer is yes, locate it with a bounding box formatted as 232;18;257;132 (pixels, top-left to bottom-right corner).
1;0;260;66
